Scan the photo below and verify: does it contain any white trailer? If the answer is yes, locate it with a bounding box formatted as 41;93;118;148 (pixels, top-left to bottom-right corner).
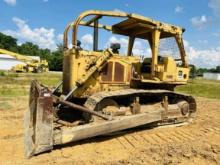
203;72;220;80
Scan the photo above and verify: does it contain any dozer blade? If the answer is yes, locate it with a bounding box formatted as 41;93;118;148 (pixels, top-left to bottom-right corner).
24;80;54;158
24;81;194;158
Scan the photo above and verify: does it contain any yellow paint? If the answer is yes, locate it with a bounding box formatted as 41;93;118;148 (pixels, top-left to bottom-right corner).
62;10;190;97
0;48;49;73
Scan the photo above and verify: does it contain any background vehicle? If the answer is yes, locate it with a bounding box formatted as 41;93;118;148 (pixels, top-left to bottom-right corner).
24;10;196;157
0;48;49;73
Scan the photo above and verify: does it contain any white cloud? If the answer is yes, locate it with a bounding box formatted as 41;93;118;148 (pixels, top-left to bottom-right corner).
17;41;22;46
175;5;183;13
184;40;220;68
3;17;58;50
133;41;151;55
3;0;16;6
183;40;189;47
56;34;63;42
208;0;220;17
106;36;151;57
81;34;93;44
106;37;220;68
80;34;93;49
190;15;208;29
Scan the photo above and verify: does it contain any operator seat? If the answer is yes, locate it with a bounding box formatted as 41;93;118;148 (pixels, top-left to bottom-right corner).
141;56;164;73
141;58;151;73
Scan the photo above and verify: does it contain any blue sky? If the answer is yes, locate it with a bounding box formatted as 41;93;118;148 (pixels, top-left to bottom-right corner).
0;0;220;68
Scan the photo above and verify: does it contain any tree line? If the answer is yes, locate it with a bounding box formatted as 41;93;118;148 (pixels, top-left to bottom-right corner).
0;32;63;71
0;32;219;74
190;65;220;77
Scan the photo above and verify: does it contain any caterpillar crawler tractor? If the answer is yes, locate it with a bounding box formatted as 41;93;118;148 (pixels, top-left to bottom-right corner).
24;10;196;157
0;48;49;73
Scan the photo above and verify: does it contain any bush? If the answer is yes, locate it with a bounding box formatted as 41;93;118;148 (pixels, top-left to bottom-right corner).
0;71;6;76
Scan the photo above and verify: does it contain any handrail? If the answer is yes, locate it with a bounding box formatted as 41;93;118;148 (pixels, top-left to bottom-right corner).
62;10;186;66
63;10;128;49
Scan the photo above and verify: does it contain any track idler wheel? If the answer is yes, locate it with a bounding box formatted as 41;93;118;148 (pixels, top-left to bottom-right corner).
177;101;190;117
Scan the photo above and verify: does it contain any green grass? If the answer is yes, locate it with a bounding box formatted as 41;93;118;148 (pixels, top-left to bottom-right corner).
0;101;13;110
0;72;61;97
0;71;6;76
176;78;220;99
0;72;219;99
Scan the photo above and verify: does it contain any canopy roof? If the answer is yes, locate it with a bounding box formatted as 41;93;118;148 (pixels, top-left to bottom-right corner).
78;11;185;39
112;15;184;40
64;10;185;47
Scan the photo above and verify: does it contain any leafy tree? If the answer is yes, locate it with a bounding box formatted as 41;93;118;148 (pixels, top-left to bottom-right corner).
0;32;18;52
0;32;65;71
39;48;51;60
49;44;63;71
18;42;40;56
194;66;220;75
196;68;205;76
189;64;196;78
216;66;220;73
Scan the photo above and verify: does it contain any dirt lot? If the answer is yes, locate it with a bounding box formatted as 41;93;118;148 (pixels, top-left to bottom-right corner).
0;97;220;165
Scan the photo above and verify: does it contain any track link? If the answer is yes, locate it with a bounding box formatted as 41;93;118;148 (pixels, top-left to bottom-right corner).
84;89;197;121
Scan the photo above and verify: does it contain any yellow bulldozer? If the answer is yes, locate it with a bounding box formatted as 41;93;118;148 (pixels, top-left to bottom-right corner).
24;10;196;157
0;48;49;73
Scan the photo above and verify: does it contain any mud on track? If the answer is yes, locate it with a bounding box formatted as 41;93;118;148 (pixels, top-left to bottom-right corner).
0;97;220;165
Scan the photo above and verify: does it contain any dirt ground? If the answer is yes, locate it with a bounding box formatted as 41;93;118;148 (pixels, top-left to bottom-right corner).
0;97;220;165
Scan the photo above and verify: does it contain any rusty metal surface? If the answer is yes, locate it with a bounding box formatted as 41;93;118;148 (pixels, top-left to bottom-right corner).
114;62;124;82
58;99;111;120
53;111;162;145
101;62;113;82
24;80;54;158
24;82;196;157
84;89;196;118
